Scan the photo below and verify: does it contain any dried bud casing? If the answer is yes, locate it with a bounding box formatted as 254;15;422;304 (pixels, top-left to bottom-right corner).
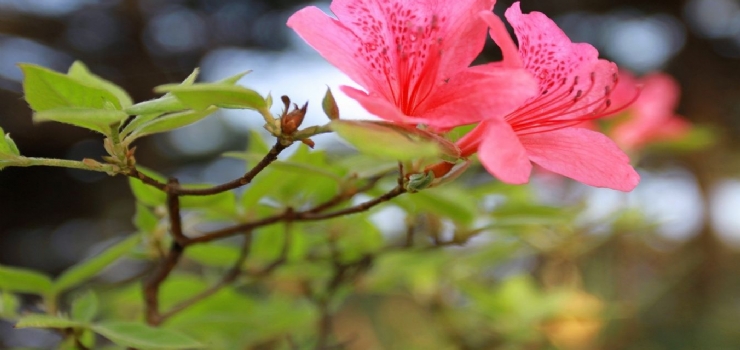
280;101;308;135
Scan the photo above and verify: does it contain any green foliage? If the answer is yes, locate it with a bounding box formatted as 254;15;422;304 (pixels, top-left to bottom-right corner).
0;127;21;159
331;120;441;161
52;234;140;295
0;264;53;295
322;87;340;120
71;290;99;323
91;322;203;349
20;63;129;136
15;314;83;329
154;83;266;111
67;61;133;108
125;107;217;141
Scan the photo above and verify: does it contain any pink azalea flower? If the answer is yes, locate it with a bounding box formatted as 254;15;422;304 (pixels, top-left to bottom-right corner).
608;71;691;151
287;0;536;129
454;2;640;192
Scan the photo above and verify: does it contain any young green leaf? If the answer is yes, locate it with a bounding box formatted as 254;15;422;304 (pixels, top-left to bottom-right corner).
123;98;186;119
134;203;159;233
154;83;266;111
331;120;441;161
20;64;123;111
321;87;340;120
185;244;242;268
67;61;133;108
216;70;251;85
92;321;203;349
15;314;83;329
0;265;52;295
33;108;128;135
52;234;140;294
126;106;217;141
0;127;20;158
0;291;20;319
71;290;99;323
129;168;167;206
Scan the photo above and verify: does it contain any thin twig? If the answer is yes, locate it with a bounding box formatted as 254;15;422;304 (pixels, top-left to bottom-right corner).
305;173;387;214
158;234;253;322
187;185;406;245
126;140;289;196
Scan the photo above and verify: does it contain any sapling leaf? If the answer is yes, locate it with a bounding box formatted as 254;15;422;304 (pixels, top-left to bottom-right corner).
216;70;251;85
20;63;123;111
121;68;200;136
154;83;266;111
0;265;52;295
67;61;133;108
92;321;204;349
15;314;83;329
126;107;218;141
0;127;20;158
71;290;99;323
331;120;441;161
52;234;140;294
321;87;340;120
33;108;128;135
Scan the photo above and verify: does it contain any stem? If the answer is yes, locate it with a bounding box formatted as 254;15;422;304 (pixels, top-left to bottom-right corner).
158;233;253;322
126;140;289;196
3;157;116;172
187;185;406;245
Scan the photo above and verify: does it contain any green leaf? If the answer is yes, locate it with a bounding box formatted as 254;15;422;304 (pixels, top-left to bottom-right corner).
92;321;203;349
321;87;339;120
71;290;99;323
0;291;20;319
331;120;440;161
126;107;217;141
129;167;166;206
134;203;159;233
185;244;242;268
15;314;82;329
33;108;128;135
403;185;478;225
216;70;251;85
0;265;52;295
0;127;20;158
20;64;123;111
123;98;186;120
53;234;140;294
154;83;266;111
180;188;238;220
67;61;133;108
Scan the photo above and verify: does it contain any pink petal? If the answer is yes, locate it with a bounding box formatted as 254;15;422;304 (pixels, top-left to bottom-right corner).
505;2;599;95
287;7;386;98
634;73;681;124
479;11;522;68
419;63;537;128
339;85;409;123
477;119;532;184
520;128;640;191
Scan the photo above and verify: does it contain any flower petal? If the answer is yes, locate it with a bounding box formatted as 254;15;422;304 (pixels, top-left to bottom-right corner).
340;85;408;123
520;128;640;191
477;119;532;184
479;11;522;68
287;7;383;97
420;64;537;128
505;2;599;95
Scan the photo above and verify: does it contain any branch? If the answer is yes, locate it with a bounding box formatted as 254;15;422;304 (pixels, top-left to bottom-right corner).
143;179;186;326
126;140;290;196
158;233;253;322
187;185;406;245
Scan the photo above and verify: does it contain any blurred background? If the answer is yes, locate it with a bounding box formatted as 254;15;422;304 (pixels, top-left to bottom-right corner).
0;0;739;348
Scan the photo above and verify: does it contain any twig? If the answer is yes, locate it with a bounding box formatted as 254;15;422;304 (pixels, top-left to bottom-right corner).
305;173;387;214
126;140;289;196
187;185;406;245
143;178;186;326
158;234;253;322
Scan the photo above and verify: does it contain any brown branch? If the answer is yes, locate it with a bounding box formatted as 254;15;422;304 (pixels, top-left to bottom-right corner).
126;140;289;196
158;234;253;322
143;241;183;326
143;179;186;326
187;185;406;245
